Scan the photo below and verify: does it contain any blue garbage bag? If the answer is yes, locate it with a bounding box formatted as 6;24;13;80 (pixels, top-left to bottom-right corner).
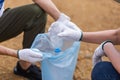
31;33;80;80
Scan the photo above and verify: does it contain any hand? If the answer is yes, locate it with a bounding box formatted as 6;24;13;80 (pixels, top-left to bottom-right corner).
92;40;113;66
17;48;43;63
92;42;106;67
48;13;83;41
57;23;83;41
48;13;71;35
57;13;81;32
48;21;82;41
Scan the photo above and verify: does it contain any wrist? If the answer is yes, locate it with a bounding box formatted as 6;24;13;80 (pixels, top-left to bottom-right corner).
102;40;113;51
10;50;18;58
57;13;70;22
17;50;20;59
79;31;83;41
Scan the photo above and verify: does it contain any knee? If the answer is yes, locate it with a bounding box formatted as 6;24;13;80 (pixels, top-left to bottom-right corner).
30;4;46;15
91;61;120;80
27;4;47;23
91;62;106;76
91;62;113;80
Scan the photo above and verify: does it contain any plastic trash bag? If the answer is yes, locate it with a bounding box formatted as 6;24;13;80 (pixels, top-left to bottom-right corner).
31;33;80;80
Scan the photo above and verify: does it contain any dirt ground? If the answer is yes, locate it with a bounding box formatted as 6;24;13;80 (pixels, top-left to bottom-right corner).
0;0;120;80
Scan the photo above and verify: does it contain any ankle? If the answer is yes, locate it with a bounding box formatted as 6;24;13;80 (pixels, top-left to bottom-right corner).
19;60;31;70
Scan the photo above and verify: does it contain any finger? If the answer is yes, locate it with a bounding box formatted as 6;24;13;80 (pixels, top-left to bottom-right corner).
30;50;43;58
57;31;68;37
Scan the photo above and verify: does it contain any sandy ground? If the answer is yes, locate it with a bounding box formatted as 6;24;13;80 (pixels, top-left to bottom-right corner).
0;0;120;80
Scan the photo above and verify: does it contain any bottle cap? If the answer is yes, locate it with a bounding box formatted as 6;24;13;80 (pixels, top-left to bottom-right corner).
54;48;61;53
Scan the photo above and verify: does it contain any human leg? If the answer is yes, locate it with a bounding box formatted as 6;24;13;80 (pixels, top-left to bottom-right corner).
0;3;47;79
91;61;120;80
0;4;46;43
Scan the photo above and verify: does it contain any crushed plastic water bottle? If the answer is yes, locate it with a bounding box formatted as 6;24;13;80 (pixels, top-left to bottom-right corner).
31;33;63;55
49;35;63;55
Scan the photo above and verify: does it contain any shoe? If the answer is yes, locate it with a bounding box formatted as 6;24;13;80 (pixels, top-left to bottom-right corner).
13;61;42;80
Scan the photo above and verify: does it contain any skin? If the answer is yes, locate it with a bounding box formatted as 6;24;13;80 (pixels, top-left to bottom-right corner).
104;42;120;74
82;28;120;73
33;0;61;20
82;28;120;45
0;46;17;58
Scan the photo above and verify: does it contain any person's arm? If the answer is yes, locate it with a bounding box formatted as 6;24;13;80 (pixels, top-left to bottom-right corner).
0;45;43;63
33;0;61;20
82;29;120;44
92;41;120;74
0;46;17;57
48;15;120;44
104;42;120;73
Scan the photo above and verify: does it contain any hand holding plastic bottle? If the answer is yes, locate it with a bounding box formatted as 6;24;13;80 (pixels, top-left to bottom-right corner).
48;13;83;41
48;21;83;41
17;48;43;63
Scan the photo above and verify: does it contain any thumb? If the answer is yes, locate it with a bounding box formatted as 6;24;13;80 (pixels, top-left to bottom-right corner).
30;49;43;58
57;30;74;40
58;31;70;37
58;27;76;37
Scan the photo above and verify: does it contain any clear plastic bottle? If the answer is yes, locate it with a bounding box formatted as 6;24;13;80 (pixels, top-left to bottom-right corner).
32;33;63;55
49;35;63;55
